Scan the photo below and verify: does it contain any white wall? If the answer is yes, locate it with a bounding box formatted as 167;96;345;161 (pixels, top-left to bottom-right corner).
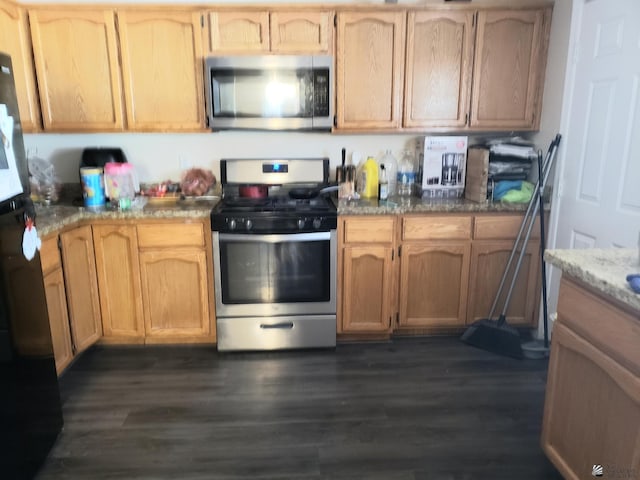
22;0;559;184
24;131;419;184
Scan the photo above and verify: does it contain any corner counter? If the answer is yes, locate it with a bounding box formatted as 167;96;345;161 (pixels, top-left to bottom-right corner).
541;248;640;480
35;199;218;237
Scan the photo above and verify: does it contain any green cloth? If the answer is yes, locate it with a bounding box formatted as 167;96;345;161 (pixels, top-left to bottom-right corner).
501;181;534;203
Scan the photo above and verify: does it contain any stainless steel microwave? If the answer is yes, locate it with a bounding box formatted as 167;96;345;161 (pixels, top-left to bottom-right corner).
204;55;333;131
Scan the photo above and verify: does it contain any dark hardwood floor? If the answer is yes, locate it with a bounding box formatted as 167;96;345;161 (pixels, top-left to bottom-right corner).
36;337;563;480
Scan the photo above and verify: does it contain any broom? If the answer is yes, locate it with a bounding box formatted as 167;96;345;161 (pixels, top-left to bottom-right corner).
461;135;561;359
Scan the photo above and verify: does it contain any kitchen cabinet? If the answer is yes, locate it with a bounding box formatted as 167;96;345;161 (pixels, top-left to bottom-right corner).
542;277;640;479
28;8;124;131
336;6;551;132
92;224;145;342
40;235;74;375
404;10;475;129
338;216;396;335
0;0;40;132
207;9;333;54
398;216;472;330
137;222;214;342
59;225;103;353
270;11;333;53
466;214;541;327
336;10;405;130
117;10;206;131
470;8;551;130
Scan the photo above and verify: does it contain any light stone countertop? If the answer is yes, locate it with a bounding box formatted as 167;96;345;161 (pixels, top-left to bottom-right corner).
544;248;640;313
35;198;219;238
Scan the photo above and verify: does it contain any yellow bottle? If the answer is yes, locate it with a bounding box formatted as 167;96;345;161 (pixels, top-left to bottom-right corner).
358;156;379;199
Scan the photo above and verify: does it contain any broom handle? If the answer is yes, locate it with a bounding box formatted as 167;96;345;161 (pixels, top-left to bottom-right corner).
488;135;560;320
497;136;561;324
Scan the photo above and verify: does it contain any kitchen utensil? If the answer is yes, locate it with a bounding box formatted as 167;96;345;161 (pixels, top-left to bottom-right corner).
239;185;268;198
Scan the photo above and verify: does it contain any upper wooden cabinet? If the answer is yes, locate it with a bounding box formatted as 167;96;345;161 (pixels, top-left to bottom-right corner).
470;9;551;130
208;11;269;52
270;11;333;53
0;0;40;132
336;11;405;130
404;10;475;129
207;9;333;54
336;6;551;132
29;9;124;131
117;10;205;131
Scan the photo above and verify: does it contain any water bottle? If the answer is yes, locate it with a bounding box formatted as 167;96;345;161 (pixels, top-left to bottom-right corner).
378;164;389;200
397;150;416;197
381;150;397;196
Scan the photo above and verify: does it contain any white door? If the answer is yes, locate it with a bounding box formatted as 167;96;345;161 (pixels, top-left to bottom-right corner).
551;0;640;252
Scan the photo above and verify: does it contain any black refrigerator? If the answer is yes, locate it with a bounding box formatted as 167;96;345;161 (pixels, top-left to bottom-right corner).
0;52;63;478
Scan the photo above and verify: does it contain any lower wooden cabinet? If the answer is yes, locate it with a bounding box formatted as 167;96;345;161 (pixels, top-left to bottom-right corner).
466;240;540;326
92;224;145;342
399;242;470;328
341;245;394;333
59;225;103;354
542;278;640;479
338;212;542;338
139;249;211;339
338;216;396;336
44;266;74;374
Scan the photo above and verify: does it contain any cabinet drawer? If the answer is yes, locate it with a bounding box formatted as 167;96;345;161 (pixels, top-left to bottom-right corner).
137;222;205;248
343;217;395;244
40;236;61;274
474;215;539;240
558;277;640;377
402;216;471;241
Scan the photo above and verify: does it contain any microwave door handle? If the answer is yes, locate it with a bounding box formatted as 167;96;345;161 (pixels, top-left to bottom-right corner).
218;232;330;243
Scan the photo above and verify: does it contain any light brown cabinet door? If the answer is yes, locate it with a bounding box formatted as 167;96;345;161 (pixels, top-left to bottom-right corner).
542;322;640;480
341;245;393;333
139;249;211;338
117;10;205;131
398;242;470;327
44;267;74;375
470;9;551;130
28;9;124;131
0;0;40;132
270;11;333;53
208;11;269;52
60;225;102;353
336;11;405;130
467;240;540;326
404;10;474;129
92;224;144;340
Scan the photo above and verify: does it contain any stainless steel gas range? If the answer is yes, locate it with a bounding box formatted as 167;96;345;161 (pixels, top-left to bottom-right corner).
210;158;337;352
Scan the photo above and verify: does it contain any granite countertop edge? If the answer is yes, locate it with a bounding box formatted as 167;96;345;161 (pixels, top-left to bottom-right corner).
35;202;217;237
36;196;543;237
545;248;640;313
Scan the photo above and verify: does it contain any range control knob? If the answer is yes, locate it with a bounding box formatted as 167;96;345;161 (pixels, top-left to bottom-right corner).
245;219;253;231
313;218;322;229
297;218;306;230
228;219;237;230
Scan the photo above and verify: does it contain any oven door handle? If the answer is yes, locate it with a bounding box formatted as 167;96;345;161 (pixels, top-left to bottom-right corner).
218;232;330;243
260;322;295;330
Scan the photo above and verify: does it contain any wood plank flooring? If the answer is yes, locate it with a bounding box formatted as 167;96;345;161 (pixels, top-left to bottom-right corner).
36;337;563;480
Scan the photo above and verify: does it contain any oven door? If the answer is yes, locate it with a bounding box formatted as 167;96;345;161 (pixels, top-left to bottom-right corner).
213;230;336;318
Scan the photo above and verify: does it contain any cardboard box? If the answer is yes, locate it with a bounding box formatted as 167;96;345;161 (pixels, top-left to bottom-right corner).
416;136;468;199
465;146;490;203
